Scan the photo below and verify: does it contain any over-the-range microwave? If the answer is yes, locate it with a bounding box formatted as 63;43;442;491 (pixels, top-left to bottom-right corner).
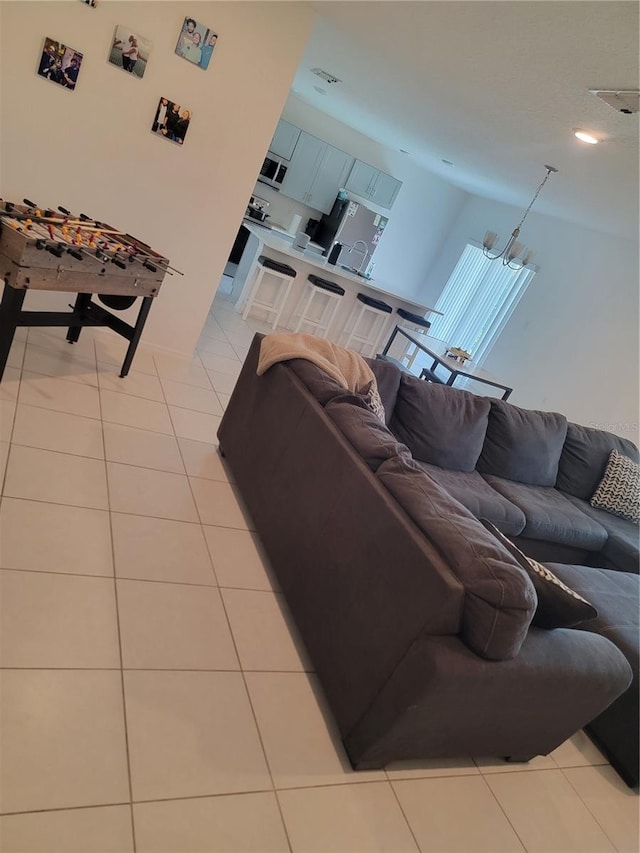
257;154;287;190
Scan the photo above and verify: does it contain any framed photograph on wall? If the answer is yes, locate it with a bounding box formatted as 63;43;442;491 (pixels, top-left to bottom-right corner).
175;16;218;70
37;37;83;90
80;0;97;7
151;98;192;146
109;25;152;79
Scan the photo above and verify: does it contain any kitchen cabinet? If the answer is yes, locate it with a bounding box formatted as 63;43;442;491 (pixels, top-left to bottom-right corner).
268;119;301;161
280;131;354;215
345;160;402;209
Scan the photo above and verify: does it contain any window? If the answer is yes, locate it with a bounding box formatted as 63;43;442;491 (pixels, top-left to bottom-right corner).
428;242;536;365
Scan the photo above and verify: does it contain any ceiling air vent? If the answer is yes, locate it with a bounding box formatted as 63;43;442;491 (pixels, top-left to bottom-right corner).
589;90;639;114
311;68;342;85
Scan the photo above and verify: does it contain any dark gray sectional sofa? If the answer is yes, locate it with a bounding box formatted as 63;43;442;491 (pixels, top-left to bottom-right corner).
217;335;639;785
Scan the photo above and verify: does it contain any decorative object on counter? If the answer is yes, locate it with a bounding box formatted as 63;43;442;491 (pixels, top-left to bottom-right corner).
109;25;152;79
175;16;218;70
445;346;472;364
327;242;342;265
37;36;83;91
151;98;191;146
246;195;270;223
293;231;310;251
482;165;558;269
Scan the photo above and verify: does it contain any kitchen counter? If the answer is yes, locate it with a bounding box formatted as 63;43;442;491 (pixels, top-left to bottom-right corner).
228;224;441;350
240;223;437;312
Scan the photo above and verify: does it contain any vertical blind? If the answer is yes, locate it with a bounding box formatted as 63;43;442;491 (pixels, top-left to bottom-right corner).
428;242;536;365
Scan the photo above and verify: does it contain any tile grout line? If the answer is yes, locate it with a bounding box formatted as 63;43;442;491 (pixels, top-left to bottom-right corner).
0;333;28;496
376;778;422;852
94;348;138;853
216;590;295;853
476;768;530;851
557;763;621;850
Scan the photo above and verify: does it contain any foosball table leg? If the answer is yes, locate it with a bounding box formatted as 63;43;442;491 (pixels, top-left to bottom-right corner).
0;282;27;382
66;293;92;344
120;296;153;378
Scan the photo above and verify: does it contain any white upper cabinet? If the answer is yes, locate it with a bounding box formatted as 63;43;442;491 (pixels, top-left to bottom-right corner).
344;160;378;199
306;146;354;214
280;132;354;215
345;160;402;209
268;120;301;161
279;132;326;204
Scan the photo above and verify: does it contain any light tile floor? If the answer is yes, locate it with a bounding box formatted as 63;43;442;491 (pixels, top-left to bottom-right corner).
0;293;637;853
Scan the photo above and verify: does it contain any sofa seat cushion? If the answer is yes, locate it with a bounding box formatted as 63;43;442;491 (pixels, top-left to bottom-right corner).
325;397;410;472
477;399;568;487
376;455;537;661
556;422;639;500
563;494;639;574
417;462;526;537
482;475;608;551
389;375;490;472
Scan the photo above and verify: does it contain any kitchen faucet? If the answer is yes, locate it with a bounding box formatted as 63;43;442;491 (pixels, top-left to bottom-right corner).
349;240;369;273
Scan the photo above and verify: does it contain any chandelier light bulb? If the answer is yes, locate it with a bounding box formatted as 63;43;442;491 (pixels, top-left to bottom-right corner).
574;130;599;144
481;166;558;269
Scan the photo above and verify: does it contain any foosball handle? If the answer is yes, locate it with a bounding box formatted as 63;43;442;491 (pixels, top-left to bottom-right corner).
23;198;38;208
112;257;127;269
58;206;71;216
143;261;157;272
47;244;65;258
68;249;84;260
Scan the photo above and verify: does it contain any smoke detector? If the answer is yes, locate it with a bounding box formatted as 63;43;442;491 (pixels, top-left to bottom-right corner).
589;90;639;114
311;68;342;85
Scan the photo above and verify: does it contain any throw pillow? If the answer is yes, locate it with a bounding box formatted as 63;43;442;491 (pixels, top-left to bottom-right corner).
590;449;640;524
480;519;598;629
359;380;386;424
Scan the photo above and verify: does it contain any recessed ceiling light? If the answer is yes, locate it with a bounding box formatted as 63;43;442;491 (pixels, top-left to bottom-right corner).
574;130;599;144
313;85;328;96
442;159;455;167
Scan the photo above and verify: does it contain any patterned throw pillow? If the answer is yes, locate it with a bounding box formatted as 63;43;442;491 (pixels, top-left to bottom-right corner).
480;520;598;629
590;449;640;525
358;380;386;424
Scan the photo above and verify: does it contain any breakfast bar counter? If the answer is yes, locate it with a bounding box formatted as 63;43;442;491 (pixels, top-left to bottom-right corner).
229;223;440;346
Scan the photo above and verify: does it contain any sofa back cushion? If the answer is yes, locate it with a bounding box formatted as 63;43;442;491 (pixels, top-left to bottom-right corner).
477;399;567;486
325;397;410;472
376;454;537;660
366;357;403;425
556;421;640;500
389;376;491;472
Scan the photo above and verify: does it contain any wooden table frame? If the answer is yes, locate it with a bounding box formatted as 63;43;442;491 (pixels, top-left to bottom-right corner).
382;325;513;400
0;281;153;382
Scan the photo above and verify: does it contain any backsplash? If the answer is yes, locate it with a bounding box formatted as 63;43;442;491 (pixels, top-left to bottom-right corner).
251;181;323;234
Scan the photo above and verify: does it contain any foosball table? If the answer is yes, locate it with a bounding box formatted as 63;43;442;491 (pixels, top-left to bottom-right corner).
0;198;181;382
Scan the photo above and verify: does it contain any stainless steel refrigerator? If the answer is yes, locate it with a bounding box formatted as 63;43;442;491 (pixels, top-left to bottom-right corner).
314;197;389;274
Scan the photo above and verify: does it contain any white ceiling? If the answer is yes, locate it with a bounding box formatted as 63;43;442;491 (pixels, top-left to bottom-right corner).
291;1;639;241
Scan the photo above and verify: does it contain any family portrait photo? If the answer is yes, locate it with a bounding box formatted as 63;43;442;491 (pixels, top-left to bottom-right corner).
109;25;152;79
151;97;192;146
174;16;218;70
37;37;83;90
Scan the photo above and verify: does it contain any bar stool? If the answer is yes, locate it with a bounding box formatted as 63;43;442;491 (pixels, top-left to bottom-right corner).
343;293;393;356
291;274;346;338
396;307;432;369
242;255;297;330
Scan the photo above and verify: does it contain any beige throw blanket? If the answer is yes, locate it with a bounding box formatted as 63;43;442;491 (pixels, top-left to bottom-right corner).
257;332;375;392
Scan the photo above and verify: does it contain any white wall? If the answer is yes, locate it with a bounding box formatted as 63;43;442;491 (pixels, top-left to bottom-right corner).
422;195;640;441
0;1;313;355
255;93;468;300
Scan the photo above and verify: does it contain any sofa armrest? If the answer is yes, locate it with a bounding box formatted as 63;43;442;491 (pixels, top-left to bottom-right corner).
345;628;632;769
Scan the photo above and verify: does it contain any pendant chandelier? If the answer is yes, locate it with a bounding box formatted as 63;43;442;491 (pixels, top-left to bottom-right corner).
483;165;558;269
